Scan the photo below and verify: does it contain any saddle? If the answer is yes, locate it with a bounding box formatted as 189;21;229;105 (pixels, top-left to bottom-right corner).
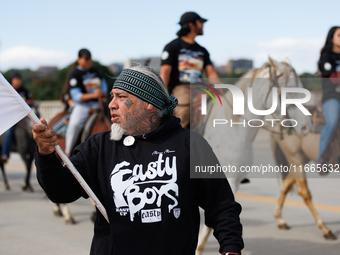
308;102;327;133
51;109;101;143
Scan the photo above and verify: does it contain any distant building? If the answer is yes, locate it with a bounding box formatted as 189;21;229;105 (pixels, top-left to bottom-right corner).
226;59;253;74
215;65;228;75
124;57;161;72
108;63;124;75
36;66;58;77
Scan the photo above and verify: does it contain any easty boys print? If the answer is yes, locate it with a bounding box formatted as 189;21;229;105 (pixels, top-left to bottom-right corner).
110;151;179;223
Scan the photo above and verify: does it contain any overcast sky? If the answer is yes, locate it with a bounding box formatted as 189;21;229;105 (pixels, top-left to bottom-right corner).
0;0;338;74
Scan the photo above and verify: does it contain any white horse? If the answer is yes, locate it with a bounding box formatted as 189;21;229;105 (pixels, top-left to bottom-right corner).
195;56;310;255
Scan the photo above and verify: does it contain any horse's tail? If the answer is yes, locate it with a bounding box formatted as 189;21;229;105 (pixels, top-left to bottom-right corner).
270;134;295;193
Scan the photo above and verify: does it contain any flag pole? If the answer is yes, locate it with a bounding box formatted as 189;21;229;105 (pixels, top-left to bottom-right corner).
27;110;110;223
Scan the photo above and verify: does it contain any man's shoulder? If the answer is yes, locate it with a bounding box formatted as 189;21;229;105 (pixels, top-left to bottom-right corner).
164;38;181;49
175;127;211;148
188;129;210;144
89;131;111;141
17;86;29;93
194;41;209;53
88;66;100;74
69;68;83;79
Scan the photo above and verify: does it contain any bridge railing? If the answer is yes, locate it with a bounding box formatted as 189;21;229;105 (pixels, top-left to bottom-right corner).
38;100;65;122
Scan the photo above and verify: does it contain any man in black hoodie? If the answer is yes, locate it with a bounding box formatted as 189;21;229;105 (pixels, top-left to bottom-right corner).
32;65;243;255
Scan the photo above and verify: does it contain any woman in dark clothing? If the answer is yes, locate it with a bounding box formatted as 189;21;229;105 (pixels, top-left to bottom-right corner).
317;26;340;163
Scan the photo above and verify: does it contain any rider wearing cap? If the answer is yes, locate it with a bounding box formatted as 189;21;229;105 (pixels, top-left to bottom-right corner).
160;11;219;129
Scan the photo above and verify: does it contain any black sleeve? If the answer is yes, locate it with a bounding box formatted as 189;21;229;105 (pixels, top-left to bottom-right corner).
161;41;178;66
68;69;81;89
68;69;77;80
22;87;32;100
197;178;243;254
318;53;335;78
190;133;243;254
35;151;88;203
18;87;32;100
35;133;105;205
202;47;213;68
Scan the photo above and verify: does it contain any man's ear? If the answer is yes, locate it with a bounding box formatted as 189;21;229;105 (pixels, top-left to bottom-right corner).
188;21;195;30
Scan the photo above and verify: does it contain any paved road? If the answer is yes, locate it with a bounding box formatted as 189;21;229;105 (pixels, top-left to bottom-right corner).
203;129;340;255
0;130;339;255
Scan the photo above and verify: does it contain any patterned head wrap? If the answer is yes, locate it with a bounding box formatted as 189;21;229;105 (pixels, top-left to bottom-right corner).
112;69;178;116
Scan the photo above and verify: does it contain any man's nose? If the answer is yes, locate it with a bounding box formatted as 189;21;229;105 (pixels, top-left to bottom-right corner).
109;98;118;109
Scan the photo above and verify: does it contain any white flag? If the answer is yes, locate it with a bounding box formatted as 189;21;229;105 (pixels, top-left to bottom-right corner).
0;73;31;136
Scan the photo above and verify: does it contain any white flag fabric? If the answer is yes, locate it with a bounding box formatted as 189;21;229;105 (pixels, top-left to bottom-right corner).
0;73;31;136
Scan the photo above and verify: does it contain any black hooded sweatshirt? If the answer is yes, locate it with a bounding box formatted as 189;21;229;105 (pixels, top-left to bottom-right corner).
35;116;243;255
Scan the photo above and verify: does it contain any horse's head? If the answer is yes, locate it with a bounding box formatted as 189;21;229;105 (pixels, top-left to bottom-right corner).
251;56;310;136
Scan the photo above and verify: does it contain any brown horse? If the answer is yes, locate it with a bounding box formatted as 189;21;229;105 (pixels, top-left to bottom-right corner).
270;126;337;240
48;105;111;223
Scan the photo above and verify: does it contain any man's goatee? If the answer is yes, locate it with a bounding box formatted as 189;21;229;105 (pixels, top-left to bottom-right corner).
110;123;125;141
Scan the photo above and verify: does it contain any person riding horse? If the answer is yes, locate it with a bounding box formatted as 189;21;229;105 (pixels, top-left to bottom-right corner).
317;26;340;165
62;48;108;156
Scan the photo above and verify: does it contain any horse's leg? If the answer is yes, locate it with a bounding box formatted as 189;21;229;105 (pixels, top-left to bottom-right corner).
0;164;10;190
274;177;296;229
22;160;33;192
295;178;336;240
53;203;63;216
196;225;212;255
60;204;76;224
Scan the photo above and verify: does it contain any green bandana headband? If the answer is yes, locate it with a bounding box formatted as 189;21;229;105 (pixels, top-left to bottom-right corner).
112;69;178;116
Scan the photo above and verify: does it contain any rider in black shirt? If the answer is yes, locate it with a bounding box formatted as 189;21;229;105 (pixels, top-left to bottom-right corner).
160;12;219;129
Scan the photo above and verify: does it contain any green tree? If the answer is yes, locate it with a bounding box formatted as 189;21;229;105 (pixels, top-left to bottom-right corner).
30;76;60;100
3;61;116;101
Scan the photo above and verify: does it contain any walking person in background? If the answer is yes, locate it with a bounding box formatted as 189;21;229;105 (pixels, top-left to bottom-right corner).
160;11;219;129
1;73;34;163
64;48;108;156
317;26;340;164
